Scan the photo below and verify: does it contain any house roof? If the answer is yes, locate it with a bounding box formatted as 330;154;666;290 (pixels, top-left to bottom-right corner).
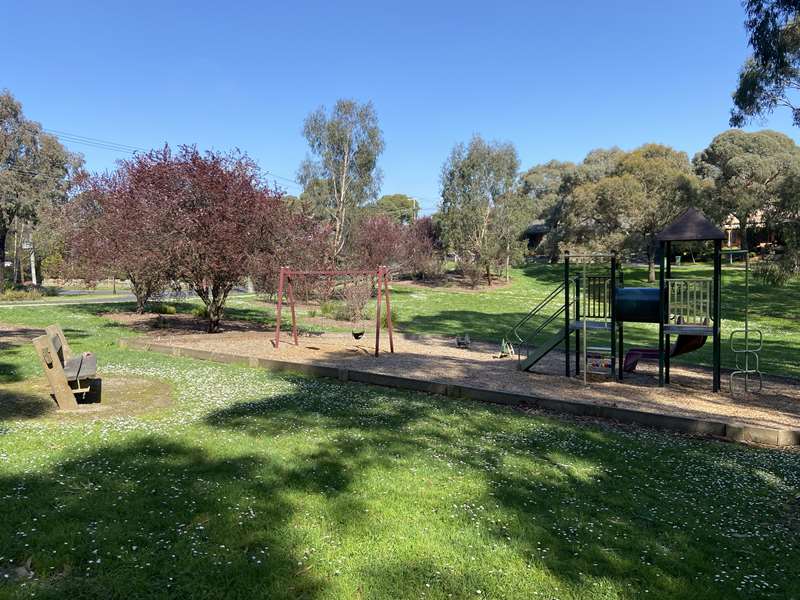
523;220;549;236
656;207;725;242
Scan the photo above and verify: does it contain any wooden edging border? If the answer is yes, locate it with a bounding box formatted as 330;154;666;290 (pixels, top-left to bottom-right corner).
119;338;800;448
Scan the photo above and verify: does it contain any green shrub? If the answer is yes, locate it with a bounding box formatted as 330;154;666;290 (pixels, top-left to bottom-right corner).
306;309;317;318
0;289;43;302
319;300;342;318
150;303;177;315
754;255;798;287
192;305;209;319
332;305;352;322
40;286;60;297
362;305;400;328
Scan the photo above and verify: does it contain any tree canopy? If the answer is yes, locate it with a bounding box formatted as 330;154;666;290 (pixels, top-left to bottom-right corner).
694;129;800;248
298;99;384;260
0;90;82;287
731;1;800;126
439;135;522;284
368;194;420;224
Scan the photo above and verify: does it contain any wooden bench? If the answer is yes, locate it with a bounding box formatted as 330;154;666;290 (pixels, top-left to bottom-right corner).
31;324;101;410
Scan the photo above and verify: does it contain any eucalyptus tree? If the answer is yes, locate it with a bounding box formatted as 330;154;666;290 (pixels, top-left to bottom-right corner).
616;144;699;279
529;148;623;260
731;0;800;127
0;91;81;287
297;99;384;260
371;193;419;224
439;135;520;285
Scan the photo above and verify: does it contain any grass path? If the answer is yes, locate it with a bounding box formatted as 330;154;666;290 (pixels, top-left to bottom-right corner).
0;305;799;598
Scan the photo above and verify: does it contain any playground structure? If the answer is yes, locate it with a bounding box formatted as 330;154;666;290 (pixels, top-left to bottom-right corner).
273;266;395;357
505;208;730;392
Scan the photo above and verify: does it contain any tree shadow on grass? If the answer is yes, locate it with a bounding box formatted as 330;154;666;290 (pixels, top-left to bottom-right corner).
0;387;55;421
0;436;329;599
203;383;800;599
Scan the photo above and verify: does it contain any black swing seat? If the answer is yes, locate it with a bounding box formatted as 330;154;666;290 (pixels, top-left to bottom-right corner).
63;353;97;382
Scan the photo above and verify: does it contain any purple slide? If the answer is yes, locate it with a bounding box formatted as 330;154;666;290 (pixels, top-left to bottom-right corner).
623;334;707;373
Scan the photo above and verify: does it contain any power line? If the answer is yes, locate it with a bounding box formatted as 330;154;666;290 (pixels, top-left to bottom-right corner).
38;128;442;202
45;129;148;153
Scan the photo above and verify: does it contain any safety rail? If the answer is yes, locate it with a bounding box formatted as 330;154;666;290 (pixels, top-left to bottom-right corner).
666;278;711;327
511;278;577;364
506;281;567;346
580;276;611;319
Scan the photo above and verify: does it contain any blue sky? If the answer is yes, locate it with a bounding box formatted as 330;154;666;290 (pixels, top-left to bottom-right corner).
5;0;798;214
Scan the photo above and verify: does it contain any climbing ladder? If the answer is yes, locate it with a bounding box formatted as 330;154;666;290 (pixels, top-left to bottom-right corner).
727;250;763;393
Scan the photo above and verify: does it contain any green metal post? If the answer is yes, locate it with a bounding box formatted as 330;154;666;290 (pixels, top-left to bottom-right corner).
618;266;624;381
713;239;722;392
658;242;666;387
564;251;571;377
610;252;617;376
574;274;581;376
665;241;671;385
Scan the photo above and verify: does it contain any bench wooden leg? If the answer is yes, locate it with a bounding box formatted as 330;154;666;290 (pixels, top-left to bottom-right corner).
53;380;80;410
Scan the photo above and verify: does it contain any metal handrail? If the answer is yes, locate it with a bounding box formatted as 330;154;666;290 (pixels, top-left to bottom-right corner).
507;281;566;344
528;298;571;344
517;282;577;361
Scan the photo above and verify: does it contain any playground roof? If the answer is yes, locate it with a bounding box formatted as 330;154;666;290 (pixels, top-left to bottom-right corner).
656;207;725;242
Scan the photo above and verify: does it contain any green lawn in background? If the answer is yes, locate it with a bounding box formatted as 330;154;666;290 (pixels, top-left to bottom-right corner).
0;304;798;599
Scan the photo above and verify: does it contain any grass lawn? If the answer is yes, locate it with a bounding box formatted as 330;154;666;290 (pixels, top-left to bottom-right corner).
1;304;799;598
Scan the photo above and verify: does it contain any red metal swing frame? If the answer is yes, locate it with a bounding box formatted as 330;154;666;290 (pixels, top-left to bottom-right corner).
273;266;394;357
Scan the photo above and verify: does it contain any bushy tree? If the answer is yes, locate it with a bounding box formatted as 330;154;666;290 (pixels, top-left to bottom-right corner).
520;159;577;225
617;144;699;279
487;191;534;281
168;147;287;332
534;148;624;260
534;145;697;279
298;99;384;260
0;90;82;287
694;130;800;249
346;214;408;270
70;149;177;312
249;211;334;300
561;174;646;252
405;216;442;279
368;194;419;224
440;135;520;285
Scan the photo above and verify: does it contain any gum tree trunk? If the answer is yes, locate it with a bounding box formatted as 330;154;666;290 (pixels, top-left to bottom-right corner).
0;223;6;290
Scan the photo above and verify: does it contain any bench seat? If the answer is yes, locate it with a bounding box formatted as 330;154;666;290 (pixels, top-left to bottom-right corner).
63;353;97;381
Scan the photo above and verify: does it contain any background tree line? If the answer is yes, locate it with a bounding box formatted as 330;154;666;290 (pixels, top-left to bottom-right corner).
3;88;799;333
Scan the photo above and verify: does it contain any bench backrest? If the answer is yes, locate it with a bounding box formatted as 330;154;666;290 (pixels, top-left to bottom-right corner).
31;326;79;410
45;324;73;364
